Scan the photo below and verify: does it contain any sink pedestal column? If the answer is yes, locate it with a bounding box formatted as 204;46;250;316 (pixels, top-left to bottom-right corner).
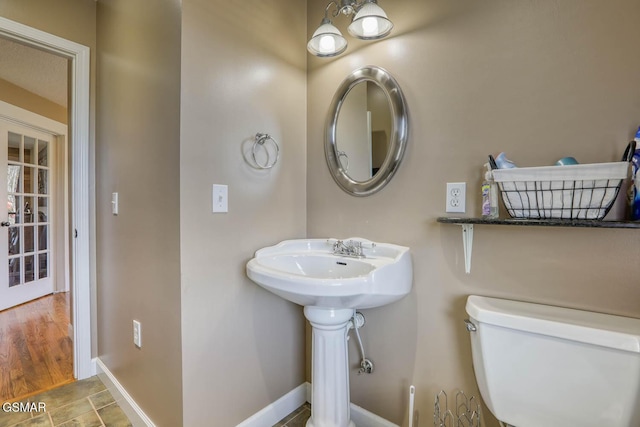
304;306;356;427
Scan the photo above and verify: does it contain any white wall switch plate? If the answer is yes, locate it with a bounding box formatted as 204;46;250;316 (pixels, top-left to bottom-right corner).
111;192;118;215
133;319;142;348
212;184;228;213
446;182;466;213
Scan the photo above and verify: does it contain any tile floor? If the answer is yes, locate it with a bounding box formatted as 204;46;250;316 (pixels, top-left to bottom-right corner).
0;376;132;427
273;403;311;427
1;376;310;427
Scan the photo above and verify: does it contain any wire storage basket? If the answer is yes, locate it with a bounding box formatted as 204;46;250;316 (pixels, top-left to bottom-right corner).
490;142;634;220
434;390;481;427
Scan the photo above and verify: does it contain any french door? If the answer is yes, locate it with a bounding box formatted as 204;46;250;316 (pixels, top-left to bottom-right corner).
0;120;54;311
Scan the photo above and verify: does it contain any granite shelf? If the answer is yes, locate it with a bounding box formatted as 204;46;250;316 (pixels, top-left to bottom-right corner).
437;217;640;229
437;217;640;274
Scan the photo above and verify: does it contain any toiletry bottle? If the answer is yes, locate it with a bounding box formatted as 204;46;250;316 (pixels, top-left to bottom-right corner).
630;127;640;220
482;163;499;219
495;152;517;169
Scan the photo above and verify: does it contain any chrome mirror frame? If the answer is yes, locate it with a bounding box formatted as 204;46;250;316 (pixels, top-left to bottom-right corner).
325;66;408;196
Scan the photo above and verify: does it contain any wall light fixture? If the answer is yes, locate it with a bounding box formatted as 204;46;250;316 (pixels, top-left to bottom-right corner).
307;0;393;58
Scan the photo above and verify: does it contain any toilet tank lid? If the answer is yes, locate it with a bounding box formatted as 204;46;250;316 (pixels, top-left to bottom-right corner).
466;295;640;353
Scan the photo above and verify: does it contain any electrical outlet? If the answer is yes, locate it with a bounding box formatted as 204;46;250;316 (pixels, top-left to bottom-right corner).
133;320;142;348
446;182;466;213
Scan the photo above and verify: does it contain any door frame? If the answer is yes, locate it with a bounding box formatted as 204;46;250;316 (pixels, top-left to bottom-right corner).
0;16;92;380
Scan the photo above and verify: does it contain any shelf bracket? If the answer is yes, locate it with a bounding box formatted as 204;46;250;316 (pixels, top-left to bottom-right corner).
461;224;473;274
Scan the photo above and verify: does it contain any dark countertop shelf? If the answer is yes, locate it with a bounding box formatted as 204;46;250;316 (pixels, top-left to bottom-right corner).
437;217;640;229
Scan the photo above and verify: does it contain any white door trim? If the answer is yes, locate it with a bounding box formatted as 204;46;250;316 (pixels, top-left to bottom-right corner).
0;16;93;380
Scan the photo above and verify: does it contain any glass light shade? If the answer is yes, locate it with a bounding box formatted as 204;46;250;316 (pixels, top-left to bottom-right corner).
307;20;348;57
347;0;393;40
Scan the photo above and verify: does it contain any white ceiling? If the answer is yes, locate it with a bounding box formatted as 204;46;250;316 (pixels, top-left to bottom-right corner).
0;37;68;108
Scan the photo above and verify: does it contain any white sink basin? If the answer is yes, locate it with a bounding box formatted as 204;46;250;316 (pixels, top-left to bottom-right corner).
247;238;412;426
246;238;412;309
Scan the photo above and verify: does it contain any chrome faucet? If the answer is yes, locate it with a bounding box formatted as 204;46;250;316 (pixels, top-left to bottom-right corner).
331;240;374;258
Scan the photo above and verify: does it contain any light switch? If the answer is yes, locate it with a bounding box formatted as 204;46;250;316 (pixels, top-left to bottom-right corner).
112;192;118;215
212;184;228;213
133;319;142;348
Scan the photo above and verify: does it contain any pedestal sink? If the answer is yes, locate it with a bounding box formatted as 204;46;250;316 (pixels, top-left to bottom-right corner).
246;238;412;427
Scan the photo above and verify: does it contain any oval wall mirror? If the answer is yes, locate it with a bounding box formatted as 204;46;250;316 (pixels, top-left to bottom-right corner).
325;66;408;196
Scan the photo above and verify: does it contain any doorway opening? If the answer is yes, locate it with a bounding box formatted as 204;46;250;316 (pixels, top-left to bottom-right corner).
0;99;72;401
0;16;92;389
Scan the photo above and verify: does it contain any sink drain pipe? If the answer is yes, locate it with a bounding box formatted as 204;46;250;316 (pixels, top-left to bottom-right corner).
349;312;373;374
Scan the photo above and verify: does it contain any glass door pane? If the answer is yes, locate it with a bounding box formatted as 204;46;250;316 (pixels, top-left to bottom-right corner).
8;258;20;287
3;127;52;292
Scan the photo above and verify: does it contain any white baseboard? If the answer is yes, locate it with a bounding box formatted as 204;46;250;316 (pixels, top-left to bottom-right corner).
238;382;398;427
94;358;156;427
91;369;398;427
236;382;308;427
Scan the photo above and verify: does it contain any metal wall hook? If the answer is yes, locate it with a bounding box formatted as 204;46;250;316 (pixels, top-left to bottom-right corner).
248;133;280;169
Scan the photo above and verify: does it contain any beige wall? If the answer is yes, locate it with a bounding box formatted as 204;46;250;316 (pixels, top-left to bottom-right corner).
0;78;67;124
0;0;95;45
179;0;307;424
95;1;183;426
307;0;640;425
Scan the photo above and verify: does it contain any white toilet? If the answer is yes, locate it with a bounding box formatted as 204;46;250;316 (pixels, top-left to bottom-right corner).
465;295;640;427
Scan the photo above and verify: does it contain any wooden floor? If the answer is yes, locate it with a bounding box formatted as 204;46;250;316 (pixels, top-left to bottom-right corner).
0;293;74;403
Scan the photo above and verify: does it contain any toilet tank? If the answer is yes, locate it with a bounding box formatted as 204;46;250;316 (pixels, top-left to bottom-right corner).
465;295;640;427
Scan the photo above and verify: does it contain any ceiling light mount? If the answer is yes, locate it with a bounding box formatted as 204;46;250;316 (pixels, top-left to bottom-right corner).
307;0;393;57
